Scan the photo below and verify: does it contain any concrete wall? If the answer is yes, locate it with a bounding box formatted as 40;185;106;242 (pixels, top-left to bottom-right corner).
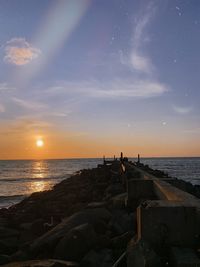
137;200;197;247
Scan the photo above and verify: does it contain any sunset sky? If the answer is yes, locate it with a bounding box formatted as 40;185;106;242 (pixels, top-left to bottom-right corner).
0;0;200;159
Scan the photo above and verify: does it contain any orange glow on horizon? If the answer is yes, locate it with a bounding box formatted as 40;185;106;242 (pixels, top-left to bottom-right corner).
0;127;200;160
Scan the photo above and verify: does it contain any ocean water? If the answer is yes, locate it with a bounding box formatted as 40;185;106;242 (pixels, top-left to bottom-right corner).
0;158;102;208
0;157;200;208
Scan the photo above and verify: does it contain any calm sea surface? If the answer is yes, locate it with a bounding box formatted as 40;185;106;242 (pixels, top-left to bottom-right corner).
0;157;200;208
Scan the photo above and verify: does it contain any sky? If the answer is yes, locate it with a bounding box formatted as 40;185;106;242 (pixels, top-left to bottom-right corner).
0;0;200;159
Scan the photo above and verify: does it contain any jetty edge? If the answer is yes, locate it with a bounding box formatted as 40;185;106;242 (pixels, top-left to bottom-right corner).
0;155;200;266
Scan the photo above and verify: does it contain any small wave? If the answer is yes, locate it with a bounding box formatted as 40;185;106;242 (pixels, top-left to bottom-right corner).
0;194;28;208
0;175;69;183
0;194;27;200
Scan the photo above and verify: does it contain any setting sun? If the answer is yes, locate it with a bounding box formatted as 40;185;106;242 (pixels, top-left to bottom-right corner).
36;139;44;147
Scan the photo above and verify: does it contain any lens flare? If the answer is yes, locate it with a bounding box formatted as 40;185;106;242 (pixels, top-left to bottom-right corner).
16;0;91;86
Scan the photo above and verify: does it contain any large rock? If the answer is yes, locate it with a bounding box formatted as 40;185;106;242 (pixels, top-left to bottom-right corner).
54;223;97;261
29;208;112;256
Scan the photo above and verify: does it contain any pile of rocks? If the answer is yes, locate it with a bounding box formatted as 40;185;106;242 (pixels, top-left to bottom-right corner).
0;161;137;266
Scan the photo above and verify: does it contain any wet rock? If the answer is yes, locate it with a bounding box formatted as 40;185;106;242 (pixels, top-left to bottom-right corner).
54;223;97;261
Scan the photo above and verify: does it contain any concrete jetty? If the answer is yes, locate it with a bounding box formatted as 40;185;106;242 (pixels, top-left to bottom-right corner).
121;158;200;266
0;154;200;266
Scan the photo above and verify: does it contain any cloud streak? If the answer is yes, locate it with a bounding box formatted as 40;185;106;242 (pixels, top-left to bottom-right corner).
46;79;168;99
12;97;46;110
173;105;193;114
119;2;156;74
131;3;156;74
4;38;41;65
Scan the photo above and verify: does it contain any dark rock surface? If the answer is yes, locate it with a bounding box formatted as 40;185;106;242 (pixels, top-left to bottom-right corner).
0;161;136;266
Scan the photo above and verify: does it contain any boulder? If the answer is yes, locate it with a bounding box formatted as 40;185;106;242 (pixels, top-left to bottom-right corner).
54;223;97;261
29;208;112;256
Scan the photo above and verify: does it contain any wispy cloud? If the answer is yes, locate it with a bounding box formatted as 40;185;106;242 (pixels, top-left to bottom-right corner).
4;38;41;66
119;2;156;75
50;112;69;117
12;97;46;110
46;79;168;99
89;80;167;98
118;2;168;99
130;3;156;73
130;53;154;73
173;105;193;114
0;117;52;136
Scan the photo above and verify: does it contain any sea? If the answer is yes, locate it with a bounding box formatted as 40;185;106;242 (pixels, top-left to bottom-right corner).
0;157;200;208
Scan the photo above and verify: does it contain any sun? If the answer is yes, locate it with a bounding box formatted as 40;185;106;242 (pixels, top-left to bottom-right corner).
36;139;44;147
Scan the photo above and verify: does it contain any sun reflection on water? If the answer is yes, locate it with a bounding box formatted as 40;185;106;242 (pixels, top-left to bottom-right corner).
29;160;52;193
32;160;46;179
31;180;46;192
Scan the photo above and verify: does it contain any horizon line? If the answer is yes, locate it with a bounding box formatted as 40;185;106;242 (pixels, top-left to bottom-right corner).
1;155;200;161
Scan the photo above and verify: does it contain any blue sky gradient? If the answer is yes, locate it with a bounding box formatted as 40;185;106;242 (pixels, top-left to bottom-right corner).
0;0;200;158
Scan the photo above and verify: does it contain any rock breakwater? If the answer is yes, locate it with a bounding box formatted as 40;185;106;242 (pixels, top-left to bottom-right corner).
1;157;200;267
